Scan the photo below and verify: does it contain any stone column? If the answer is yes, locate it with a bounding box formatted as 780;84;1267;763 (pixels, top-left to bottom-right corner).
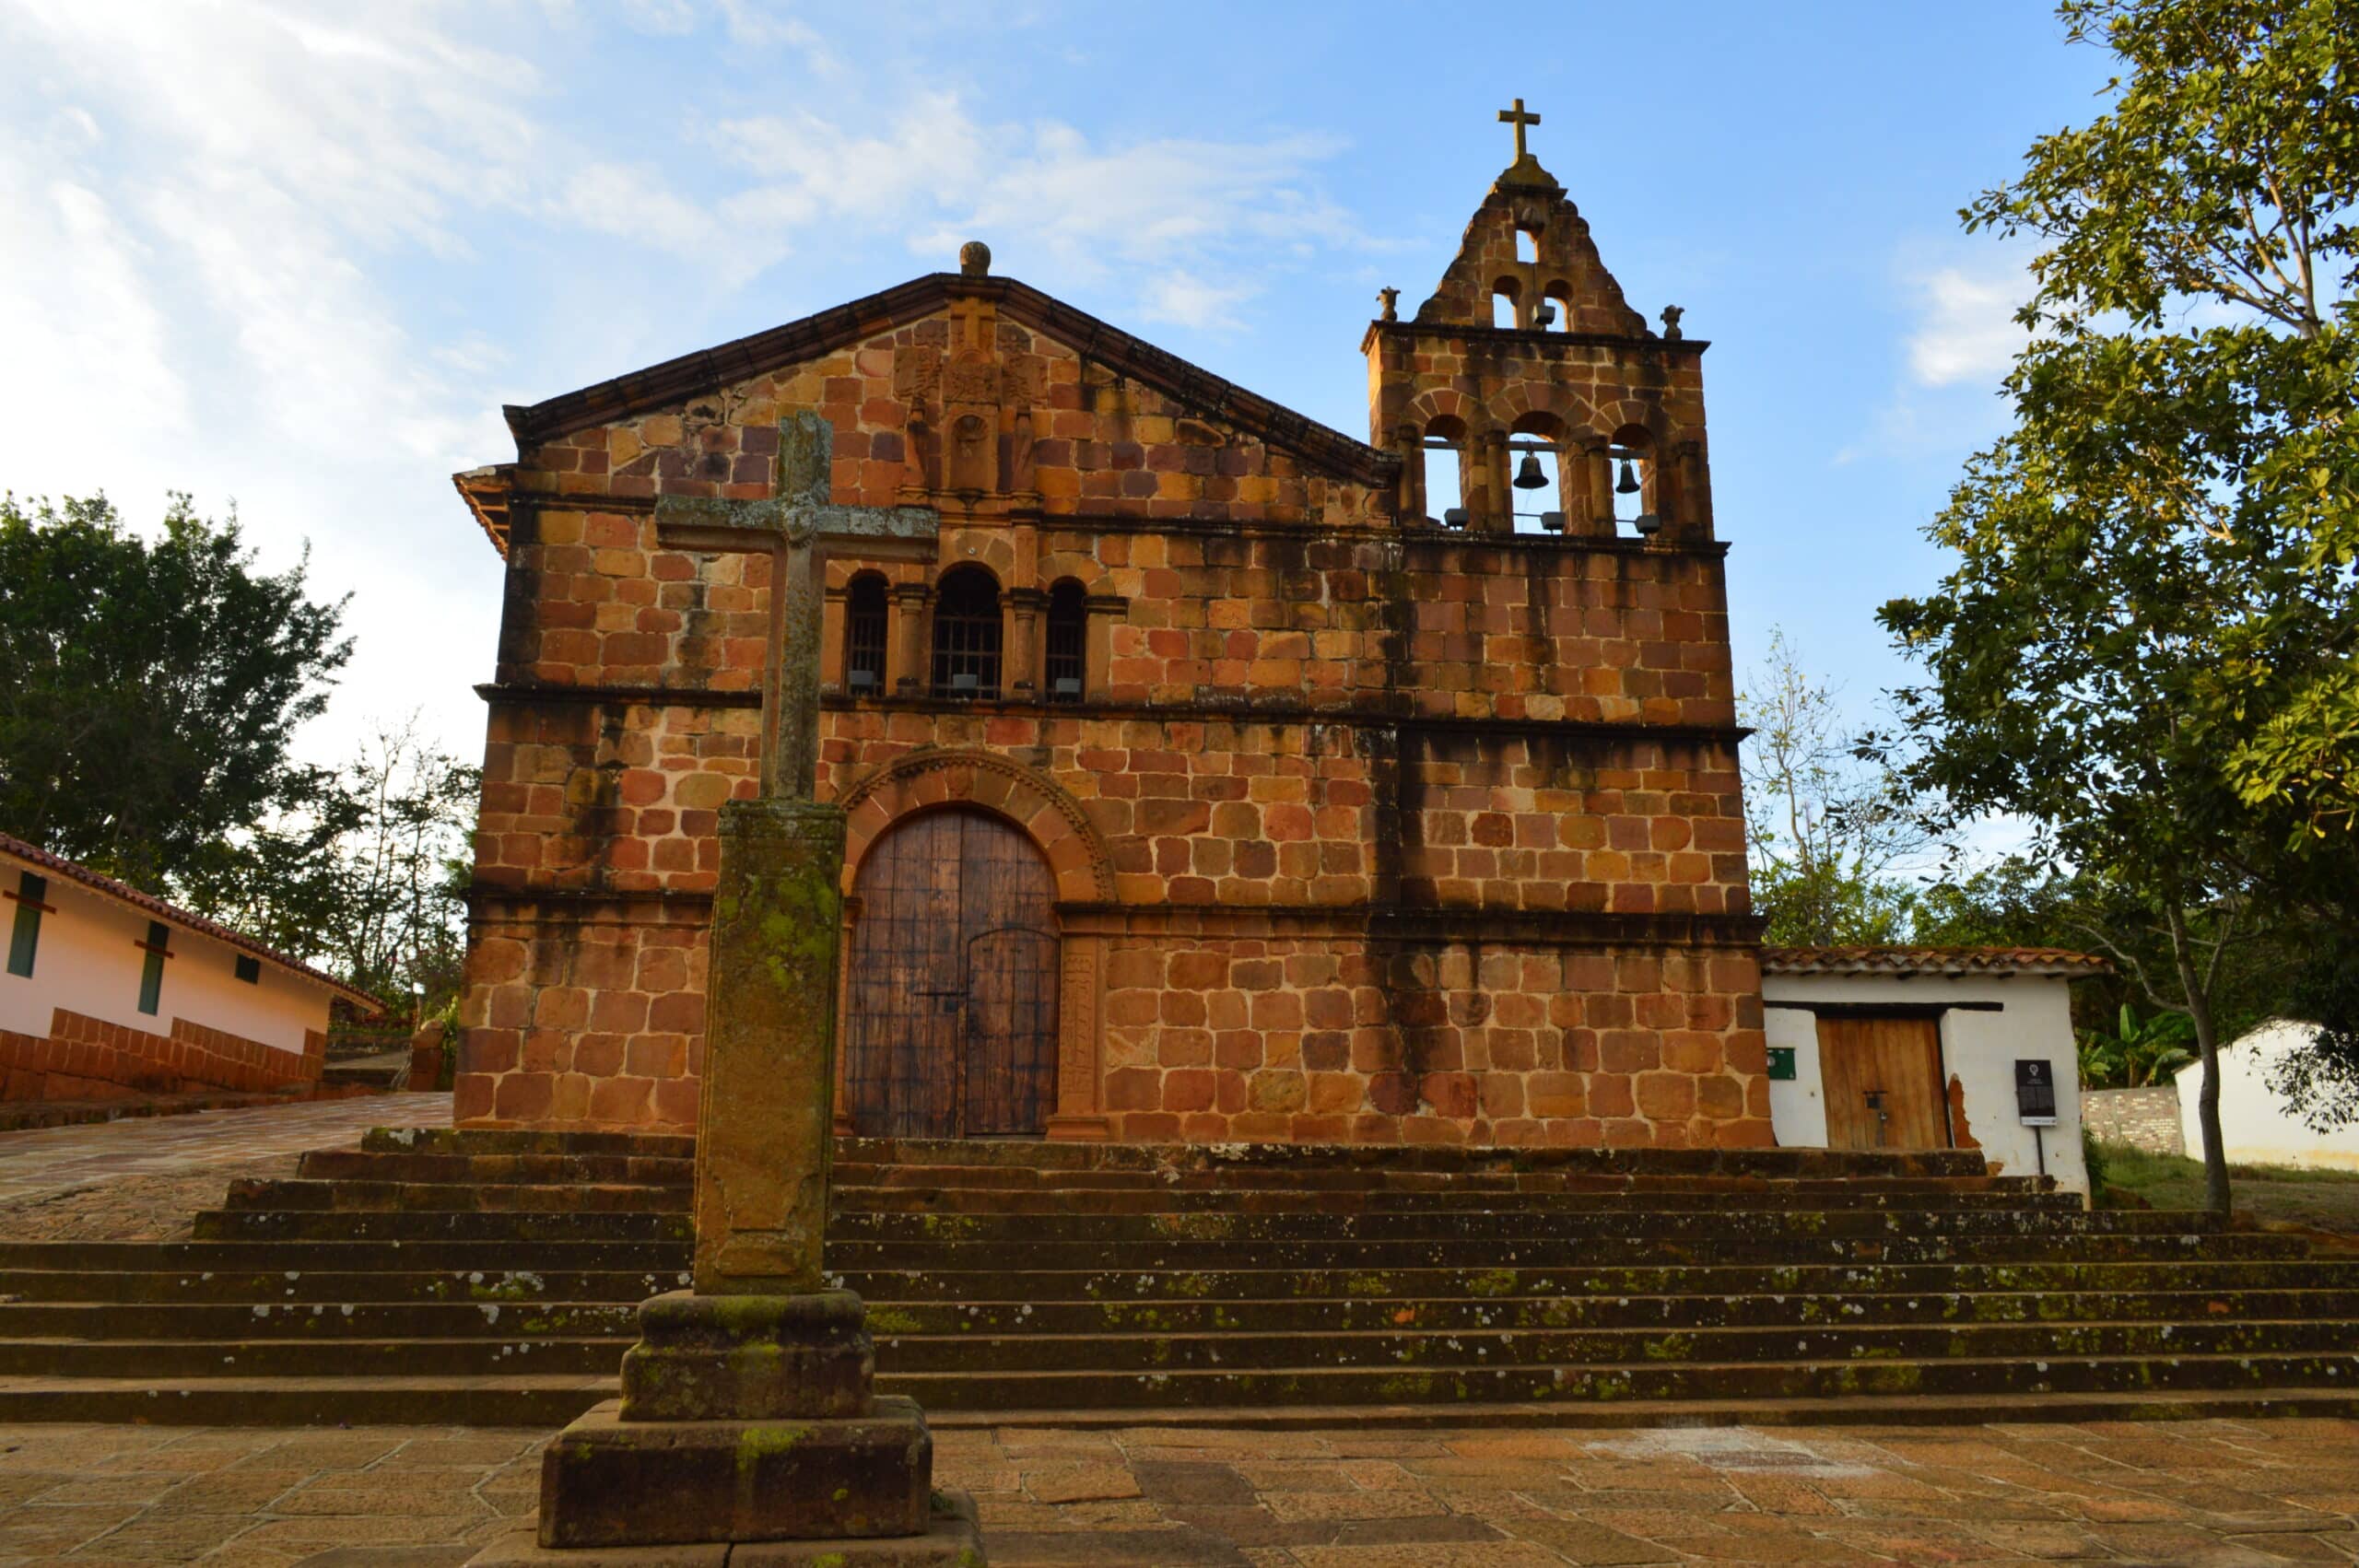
1675;439;1710;539
1584;439;1616;534
890;581;930;696
1480;428;1510;533
480;797;983;1563
1006;587;1044;700
1394;422;1425;522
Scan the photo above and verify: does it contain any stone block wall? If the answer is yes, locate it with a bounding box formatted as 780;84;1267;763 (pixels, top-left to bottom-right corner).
2082;1086;2186;1156
0;1009;327;1103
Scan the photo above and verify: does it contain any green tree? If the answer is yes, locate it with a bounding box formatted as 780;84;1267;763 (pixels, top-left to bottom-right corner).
179;720;478;1016
1877;0;2359;1207
1879;0;2359;1212
0;494;351;892
1737;630;1929;945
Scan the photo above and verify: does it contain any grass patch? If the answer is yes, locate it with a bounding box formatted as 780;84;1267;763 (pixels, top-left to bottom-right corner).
2095;1139;2359;1232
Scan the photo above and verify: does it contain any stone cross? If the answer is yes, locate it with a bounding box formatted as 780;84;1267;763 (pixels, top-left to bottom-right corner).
654;414;938;800
651;414;937;1296
1497;97;1542;161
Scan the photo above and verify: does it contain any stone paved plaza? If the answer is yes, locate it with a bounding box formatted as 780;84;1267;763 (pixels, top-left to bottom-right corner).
0;1416;2354;1565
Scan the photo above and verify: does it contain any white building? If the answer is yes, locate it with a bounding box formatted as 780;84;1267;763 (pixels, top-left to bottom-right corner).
0;832;380;1102
2175;1020;2359;1171
1762;946;2103;1197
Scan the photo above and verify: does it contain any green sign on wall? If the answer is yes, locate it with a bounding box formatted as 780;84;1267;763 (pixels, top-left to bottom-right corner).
1766;1046;1797;1082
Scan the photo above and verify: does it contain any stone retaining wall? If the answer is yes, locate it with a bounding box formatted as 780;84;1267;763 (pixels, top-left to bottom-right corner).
2081;1085;2183;1154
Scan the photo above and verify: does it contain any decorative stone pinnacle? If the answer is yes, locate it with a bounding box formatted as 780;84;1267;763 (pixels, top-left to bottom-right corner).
1379;287;1400;322
958;240;992;277
1661;304;1685;340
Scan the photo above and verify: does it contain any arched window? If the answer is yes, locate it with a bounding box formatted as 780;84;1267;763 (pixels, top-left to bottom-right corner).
1543;281;1573;333
1490;278;1520;330
843;574;887;695
1044;579;1086;702
1424;415;1466;527
931;566;1002;697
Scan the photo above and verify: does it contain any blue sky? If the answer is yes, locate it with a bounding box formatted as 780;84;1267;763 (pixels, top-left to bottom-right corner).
0;0;2107;778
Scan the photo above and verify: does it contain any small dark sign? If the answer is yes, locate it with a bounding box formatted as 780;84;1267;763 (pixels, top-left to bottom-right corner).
2015;1059;2059;1126
1766;1046;1797;1082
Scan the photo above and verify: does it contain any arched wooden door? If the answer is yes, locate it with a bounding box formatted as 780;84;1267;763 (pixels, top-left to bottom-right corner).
844;809;1059;1137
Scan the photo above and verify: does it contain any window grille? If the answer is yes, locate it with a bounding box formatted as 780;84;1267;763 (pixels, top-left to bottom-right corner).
1044;581;1086;701
930;568;1002;697
234;954;261;985
844;576;887;693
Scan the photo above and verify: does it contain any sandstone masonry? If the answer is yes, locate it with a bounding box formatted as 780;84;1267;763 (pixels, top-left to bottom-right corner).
450;144;1772;1150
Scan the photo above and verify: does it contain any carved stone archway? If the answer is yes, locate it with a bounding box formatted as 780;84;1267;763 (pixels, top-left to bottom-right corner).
835;750;1112;1140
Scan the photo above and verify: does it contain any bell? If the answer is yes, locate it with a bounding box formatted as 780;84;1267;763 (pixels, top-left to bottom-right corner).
1513;452;1548;489
1615;458;1641;495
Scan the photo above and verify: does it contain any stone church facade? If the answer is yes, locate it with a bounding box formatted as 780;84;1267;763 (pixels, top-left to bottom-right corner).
450;135;1773;1149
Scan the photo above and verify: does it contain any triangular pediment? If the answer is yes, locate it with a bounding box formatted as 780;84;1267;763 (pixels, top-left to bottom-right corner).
1413;159;1648;338
499;274;1392;489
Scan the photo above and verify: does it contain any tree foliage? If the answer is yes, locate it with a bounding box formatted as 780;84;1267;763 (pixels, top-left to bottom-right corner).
1878;0;2359;1211
0;494;351;892
1737;630;1927;946
178;720;478;1012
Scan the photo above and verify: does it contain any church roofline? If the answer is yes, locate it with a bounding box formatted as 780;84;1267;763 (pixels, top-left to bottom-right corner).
498;272;1397;488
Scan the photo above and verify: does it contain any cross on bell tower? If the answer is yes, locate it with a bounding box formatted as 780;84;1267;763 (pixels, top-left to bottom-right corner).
1497;97;1541;162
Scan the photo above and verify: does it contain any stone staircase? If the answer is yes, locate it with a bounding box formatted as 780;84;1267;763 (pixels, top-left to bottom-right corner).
0;1128;2353;1427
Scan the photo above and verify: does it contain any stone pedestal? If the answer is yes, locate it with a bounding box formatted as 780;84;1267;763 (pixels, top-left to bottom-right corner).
468;802;982;1566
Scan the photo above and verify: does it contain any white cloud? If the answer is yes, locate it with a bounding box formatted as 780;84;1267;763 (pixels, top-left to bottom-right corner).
709;96;1374;332
1906;263;2028;387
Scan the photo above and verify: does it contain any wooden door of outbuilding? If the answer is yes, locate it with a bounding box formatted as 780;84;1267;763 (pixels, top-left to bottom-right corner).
1816;1014;1950;1150
843;809;1059;1137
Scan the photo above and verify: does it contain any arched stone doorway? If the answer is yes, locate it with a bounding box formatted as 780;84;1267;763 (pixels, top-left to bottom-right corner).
843;808;1060;1137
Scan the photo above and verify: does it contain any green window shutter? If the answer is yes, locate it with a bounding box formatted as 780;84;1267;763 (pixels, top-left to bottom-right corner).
137;920;169;1015
5;873;45;978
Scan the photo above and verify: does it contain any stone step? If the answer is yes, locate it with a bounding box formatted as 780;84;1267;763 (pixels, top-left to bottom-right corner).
1;1316;2346;1385
0;1336;628;1378
209;1179;2098;1228
297;1150;696;1186
8;1286;2353;1341
0;1240;695;1273
820;1231;2309;1271
220;1178;696;1215
885;1351;2359;1410
0;1374;611;1426
190;1210;696;1243
9;1257;2347;1305
864;1316;2359;1375
359;1127;1997;1181
832;1184;2083;1216
818;1208;2214;1244
826;1163;2043;1195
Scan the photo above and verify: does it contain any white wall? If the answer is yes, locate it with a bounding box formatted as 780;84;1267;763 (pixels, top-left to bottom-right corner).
1761;970;2087;1196
2177;1021;2359;1171
1;851;333;1058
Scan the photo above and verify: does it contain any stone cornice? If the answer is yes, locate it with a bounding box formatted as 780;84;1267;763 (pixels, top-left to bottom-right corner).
463;881;1765;950
473;682;1747;747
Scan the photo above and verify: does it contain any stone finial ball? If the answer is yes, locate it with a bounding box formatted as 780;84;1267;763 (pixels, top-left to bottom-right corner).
958;240;992;277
